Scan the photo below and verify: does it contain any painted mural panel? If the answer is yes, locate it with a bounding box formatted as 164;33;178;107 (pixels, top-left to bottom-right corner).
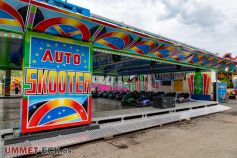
217;71;234;88
0;0;28;33
21;31;92;133
194;72;204;94
187;72;211;95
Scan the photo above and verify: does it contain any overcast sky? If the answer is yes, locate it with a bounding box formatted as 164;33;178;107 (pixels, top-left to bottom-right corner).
68;0;237;57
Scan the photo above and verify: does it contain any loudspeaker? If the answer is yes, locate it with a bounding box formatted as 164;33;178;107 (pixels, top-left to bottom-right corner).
112;55;121;62
195;68;201;72
176;65;181;70
150;61;156;67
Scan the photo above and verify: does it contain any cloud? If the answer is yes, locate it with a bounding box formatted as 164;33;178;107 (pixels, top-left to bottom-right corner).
160;0;224;30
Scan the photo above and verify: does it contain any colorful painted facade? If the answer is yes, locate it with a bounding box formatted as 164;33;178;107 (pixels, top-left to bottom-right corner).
0;0;236;71
0;0;236;133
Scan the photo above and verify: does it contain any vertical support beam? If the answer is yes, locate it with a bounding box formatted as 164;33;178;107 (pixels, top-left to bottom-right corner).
110;77;112;91
0;98;3;130
116;77;117;91
4;70;11;96
26;5;38;30
137;74;140;92
128;76;131;91
216;71;219;103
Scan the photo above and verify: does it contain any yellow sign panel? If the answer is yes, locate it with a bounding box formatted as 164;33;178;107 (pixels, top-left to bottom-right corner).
174;80;183;92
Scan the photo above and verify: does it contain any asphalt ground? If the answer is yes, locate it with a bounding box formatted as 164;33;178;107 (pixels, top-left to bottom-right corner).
30;100;237;158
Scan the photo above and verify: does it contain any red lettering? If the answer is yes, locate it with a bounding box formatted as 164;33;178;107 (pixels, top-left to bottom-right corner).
4;147;39;154
37;70;48;94
28;147;33;154
55;51;63;63
64;52;72;64
11;147;19;154
48;71;57;94
33;147;39;153
58;71;66;93
84;73;91;93
5;147;10;154
25;69;37;95
42;49;53;62
19;147;27;154
76;72;83;93
73;53;81;65
68;72;75;93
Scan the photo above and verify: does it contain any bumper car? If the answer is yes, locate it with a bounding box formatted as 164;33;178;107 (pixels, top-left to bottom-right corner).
102;91;113;98
115;91;125;100
136;94;152;107
98;90;106;97
176;93;190;103
137;98;151;107
121;93;136;106
147;91;155;101
108;91;119;99
92;90;99;98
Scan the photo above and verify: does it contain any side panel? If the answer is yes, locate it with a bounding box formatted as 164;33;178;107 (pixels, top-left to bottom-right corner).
21;31;92;133
0;0;28;34
217;82;227;102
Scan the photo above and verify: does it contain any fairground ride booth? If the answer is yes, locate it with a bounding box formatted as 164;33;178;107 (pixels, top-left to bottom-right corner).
0;0;236;157
219;53;237;100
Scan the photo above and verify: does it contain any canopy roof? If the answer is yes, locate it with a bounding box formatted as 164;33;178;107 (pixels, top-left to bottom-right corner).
93;52;202;76
0;0;236;71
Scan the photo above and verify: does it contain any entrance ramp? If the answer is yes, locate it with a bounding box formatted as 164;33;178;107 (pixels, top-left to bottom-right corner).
3;102;230;158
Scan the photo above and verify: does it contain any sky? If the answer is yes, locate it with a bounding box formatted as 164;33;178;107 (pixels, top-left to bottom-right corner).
68;0;237;57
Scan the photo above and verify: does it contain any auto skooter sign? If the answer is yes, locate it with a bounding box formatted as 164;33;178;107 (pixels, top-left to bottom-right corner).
21;32;92;133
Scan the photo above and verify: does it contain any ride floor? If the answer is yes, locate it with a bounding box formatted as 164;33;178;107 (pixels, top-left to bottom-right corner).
92;98;217;120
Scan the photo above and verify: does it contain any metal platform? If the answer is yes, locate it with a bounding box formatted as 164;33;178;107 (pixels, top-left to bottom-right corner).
0;97;217;130
2;103;230;158
92;100;217;121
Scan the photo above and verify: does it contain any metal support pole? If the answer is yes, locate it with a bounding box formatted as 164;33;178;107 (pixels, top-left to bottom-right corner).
129;76;131;91
216;71;219;103
4;70;11;96
110;77;112;91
